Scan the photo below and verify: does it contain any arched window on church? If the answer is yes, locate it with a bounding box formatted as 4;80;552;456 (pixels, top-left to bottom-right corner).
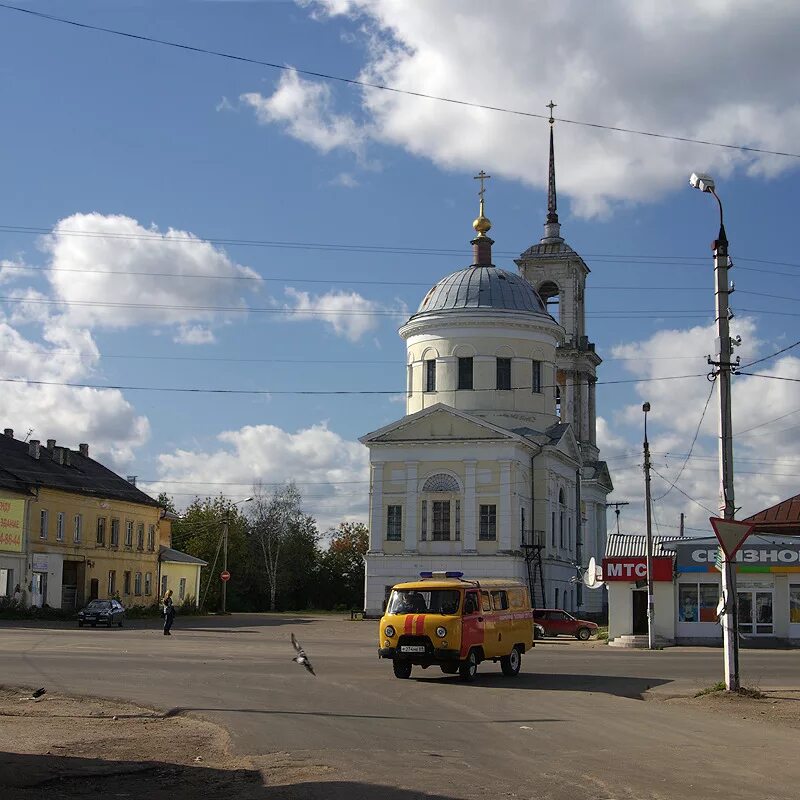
538;280;561;324
420;473;461;542
555;386;561;419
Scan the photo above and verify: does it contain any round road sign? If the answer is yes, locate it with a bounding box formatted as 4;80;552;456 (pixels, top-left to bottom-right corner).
220;570;231;582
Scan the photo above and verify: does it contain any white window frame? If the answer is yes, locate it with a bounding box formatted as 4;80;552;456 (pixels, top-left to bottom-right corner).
56;512;64;542
74;514;82;544
40;509;48;539
179;577;186;600
125;521;133;548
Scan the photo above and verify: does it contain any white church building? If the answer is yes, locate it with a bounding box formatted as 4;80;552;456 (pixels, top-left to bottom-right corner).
361;125;613;617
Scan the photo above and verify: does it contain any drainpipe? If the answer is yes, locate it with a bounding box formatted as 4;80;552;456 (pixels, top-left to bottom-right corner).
575;468;583;610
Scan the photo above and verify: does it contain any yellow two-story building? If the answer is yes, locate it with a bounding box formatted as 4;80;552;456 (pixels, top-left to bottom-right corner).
0;429;196;610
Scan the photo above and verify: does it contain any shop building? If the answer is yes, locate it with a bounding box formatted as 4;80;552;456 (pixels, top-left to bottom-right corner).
604;530;800;646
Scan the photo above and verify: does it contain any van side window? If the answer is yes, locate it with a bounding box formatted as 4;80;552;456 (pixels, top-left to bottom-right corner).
508;589;525;610
480;591;491;612
491;590;509;610
464;593;479;615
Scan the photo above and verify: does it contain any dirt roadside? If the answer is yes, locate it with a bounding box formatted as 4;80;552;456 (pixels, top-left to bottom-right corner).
0;686;263;799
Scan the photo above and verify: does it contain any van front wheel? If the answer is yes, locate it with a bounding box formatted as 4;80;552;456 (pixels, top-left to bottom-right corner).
459;650;478;682
500;647;521;677
392;659;412;679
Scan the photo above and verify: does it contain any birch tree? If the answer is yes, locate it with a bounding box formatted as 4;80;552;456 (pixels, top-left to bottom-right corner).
251;481;305;611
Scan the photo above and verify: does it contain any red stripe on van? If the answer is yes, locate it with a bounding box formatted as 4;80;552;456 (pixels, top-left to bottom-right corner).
415;614;425;635
404;615;414;635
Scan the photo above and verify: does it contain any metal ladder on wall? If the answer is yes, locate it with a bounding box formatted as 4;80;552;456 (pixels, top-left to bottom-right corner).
522;537;546;609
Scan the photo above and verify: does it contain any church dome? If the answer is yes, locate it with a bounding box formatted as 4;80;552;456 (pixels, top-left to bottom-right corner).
412;265;549;318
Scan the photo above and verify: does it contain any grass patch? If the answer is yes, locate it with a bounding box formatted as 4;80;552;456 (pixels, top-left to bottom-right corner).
695;681;766;699
596;626;609;641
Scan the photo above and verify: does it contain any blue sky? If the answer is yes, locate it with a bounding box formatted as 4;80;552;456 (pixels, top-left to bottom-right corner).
1;0;799;535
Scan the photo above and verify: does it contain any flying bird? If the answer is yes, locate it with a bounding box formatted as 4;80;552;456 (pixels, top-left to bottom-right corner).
291;633;316;676
32;687;46;699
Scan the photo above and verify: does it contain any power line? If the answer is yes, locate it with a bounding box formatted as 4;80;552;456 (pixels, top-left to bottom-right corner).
2;3;798;159
652;381;715;503
651;467;716;514
738;339;800;370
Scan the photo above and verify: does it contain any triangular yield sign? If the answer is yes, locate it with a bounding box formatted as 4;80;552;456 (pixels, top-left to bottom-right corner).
709;517;755;560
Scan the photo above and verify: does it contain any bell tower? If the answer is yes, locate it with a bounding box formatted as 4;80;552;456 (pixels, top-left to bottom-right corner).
515;103;601;465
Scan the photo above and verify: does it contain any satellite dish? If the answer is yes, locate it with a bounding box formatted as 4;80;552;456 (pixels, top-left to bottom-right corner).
583;556;604;589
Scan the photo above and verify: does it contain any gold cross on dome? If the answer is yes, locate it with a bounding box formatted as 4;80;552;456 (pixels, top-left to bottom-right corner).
473;170;491;200
547;100;557;125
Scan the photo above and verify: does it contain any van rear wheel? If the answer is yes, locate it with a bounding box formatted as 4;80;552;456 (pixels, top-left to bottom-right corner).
392;659;412;679
459;650;478;682
500;647;521;677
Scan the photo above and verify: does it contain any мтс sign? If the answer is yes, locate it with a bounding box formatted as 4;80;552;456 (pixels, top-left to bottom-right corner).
602;557;673;582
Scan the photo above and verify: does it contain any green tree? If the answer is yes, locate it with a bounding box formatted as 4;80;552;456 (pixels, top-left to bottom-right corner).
156;491;176;515
171;496;250;611
319;522;369;609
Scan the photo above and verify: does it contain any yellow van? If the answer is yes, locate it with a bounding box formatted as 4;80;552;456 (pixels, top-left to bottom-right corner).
378;571;534;681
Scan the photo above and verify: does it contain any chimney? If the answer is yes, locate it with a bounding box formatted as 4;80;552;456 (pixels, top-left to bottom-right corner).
64;450;72;467
127;475;138;486
28;439;40;459
3;428;13;438
46;439;56;451
79;443;89;458
53;446;64;465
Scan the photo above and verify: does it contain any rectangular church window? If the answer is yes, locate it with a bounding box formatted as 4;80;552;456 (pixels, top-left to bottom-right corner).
387;505;402;541
432;501;450;541
496;358;511;390
425;359;436;392
532;360;542;393
479;505;497;541
458;357;473;390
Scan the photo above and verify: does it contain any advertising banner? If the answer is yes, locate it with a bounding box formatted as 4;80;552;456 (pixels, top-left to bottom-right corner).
675;541;800;574
0;497;25;553
602;556;673;581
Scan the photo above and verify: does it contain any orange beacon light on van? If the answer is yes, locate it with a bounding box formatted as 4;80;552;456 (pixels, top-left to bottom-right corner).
378;573;534;681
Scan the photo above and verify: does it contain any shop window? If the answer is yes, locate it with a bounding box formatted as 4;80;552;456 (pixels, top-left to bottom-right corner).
479;504;497;541
790;587;800;623
496;357;511;390
679;583;719;622
386;505;402;541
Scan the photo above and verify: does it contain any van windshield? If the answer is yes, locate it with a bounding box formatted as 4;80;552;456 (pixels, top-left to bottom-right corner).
387;589;461;616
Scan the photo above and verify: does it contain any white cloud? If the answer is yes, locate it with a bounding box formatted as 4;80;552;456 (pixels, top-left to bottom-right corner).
0;320;149;467
330;171;359;188
174;324;216;345
148;422;369;531
0;258;34;286
605;320;800;535
270;0;800;215
43;213;258;334
282;286;385;341
241;71;369;157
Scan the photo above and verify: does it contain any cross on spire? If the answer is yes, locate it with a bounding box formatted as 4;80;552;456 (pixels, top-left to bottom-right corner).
546;100;557;125
473;170;491;201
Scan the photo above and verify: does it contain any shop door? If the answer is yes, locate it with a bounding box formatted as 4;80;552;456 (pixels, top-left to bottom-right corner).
632;590;648;634
31;573;47;607
89;578;99;601
738;590;773;636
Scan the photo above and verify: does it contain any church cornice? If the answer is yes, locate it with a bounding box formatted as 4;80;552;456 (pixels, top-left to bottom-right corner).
400;311;562;341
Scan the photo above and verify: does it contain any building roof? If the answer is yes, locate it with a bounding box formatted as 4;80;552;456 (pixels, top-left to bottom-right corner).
411;265;549;319
743;493;800;532
605;533;687;558
159;545;208;566
0;434;159;507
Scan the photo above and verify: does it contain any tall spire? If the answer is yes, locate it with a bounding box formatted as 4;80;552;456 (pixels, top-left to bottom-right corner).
471;170;494;265
542;101;563;243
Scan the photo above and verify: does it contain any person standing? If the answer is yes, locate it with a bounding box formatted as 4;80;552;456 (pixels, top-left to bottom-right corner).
162;589;175;636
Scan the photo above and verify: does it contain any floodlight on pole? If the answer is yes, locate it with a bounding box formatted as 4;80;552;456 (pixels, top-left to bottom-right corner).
689;172;740;691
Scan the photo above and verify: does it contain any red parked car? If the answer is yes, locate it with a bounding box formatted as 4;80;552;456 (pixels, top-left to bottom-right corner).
533;609;598;640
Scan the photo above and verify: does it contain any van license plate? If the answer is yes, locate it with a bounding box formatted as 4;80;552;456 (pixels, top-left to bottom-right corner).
400;645;425;653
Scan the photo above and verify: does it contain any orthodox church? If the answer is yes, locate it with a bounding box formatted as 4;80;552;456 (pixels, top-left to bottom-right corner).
360;121;613;616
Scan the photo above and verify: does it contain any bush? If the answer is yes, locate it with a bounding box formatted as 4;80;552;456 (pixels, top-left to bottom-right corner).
0;600;74;621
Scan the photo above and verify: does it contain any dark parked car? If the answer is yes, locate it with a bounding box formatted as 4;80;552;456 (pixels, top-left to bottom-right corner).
533;609;598;640
78;599;125;628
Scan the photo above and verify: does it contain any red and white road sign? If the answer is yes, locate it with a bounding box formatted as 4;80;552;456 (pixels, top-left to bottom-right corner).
709;517;755;560
220;570;231;582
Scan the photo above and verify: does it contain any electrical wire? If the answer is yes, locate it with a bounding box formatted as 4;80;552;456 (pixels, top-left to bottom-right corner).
1;3;798;159
652;382;715;503
651;467;716;514
738;339;800;370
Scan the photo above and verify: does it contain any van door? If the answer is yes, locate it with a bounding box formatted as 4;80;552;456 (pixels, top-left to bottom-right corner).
460;590;484;659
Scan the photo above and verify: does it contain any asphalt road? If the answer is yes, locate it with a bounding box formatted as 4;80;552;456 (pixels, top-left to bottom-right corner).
1;614;799;800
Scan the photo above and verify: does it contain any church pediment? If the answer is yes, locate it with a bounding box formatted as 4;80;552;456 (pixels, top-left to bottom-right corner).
360;404;526;445
544;421;582;465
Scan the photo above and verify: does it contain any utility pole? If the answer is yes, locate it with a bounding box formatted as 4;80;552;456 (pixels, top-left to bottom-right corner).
690;173;740;691
221;512;229;614
680;512;685;538
642;402;655;650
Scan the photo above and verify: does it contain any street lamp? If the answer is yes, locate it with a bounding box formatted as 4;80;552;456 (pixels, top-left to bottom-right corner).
221;496;253;614
642;402;655;650
689;172;740;690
